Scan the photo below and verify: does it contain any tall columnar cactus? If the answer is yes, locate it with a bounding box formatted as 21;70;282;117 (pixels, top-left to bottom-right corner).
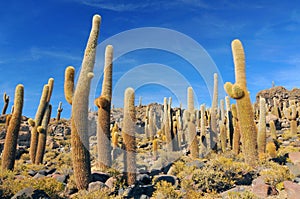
200;104;207;151
1;84;24;170
210;73;218;151
257;97;266;154
271;98;280;118
269;120;277;140
163;97;173;151
56;102;63;121
94;45;113;170
30;84;49;163
35;104;52;164
231;104;240;155
225;96;234;148
122;88;136;185
284;104;298;136
153;138;158;160
187;87;199;158
224;39;258;166
219;99;227;152
148;108;156;141
172;115;179;151
64;14;101;190
2;92;9;115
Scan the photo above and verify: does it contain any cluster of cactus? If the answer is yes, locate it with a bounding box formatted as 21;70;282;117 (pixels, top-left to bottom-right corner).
2;92;9;115
1;85;24;171
29;78;54;164
224;39;258;166
64;14;101;190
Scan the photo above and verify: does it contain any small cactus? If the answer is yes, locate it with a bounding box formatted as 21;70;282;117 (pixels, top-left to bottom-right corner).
153;139;158;160
224;39;258;166
122;88;136;185
266;142;277;158
1;84;24;170
2;92;9;115
269;120;277;140
56;101;63;121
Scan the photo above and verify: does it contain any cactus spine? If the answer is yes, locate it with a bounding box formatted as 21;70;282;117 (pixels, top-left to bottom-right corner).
187;87;199;158
210;73;218;151
64;14;101;190
122;88;136;185
95;45;113;170
2;92;9;115
56;101;63;121
35;104;52;164
257;97;266;154
1;84;24;170
224;39;258;166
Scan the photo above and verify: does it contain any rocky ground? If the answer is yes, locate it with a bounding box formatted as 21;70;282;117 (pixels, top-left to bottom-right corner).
1;87;300;199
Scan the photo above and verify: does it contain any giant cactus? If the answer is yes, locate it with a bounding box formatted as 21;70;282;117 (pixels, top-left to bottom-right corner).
225;96;234;148
2;92;9;115
257;97;266;154
1;84;24;170
210;73;218;151
94;45;113;170
122;88;136;185
231;104;240;155
224;39;258;166
64;14;101;190
35;104;52;164
163;97;173;151
284;104;298;136
29;83;50;163
187;87;199;158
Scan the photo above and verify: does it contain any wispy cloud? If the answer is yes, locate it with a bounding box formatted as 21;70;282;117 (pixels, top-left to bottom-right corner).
29;47;81;61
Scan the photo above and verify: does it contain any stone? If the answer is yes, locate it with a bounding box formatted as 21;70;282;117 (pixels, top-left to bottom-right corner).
52;174;68;183
283;181;300;199
105;177;117;189
11;187;50;199
28;170;37;177
289;152;300;164
136;174;151;185
88;181;107;192
252;176;270;199
286;163;300;177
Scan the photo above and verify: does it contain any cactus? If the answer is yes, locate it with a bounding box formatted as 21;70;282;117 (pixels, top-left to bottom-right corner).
94;45;113;170
35;104;52;164
219;121;227;153
271;98;280;118
284;104;298;136
153;139;158;160
232;104;240;155
122;88;136;185
29;84;49;163
266;142;277;158
199;104;207;153
63;14;101;190
139;96;142;107
1;84;24;170
269;120;277;140
56;101;63;121
2;92;9;115
224;39;258;166
148;108;156;141
210;73;218;151
257;97;266;154
187;87;199;158
163;97;173;151
225;96;234;148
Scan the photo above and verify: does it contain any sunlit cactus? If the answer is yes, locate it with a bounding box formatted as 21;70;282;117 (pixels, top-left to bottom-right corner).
210;73;218;151
94;45;113;170
63;14;101;190
122;88;136;185
257;97;266;154
224;39;258;166
284;104;298;136
56;101;63;121
35;104;52;164
2;92;9;115
269;120;277;140
1;84;24;171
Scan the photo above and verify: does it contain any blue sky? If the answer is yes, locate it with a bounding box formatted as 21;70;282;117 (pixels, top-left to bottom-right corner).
0;0;299;118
